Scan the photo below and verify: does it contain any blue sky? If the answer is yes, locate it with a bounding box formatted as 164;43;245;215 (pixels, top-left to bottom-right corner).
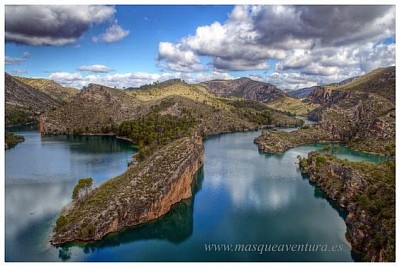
5;5;396;89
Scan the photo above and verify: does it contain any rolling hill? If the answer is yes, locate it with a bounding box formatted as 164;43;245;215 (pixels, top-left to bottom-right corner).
200;77;285;103
266;96;320;116
41;80;302;136
15;76;78;103
5;73;61;126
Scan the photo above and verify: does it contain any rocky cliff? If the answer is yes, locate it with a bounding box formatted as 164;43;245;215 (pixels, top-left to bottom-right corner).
255;67;395;156
51;134;204;246
298;152;395;262
254;126;338;153
307;86;349;105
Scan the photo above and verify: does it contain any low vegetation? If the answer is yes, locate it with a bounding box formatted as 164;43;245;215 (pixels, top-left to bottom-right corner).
5;107;34;126
266;96;320;116
220;98;304;127
72;177;94;203
52;135;203;245
334;66;395;103
254;125;335;153
5;131;25;149
15;76;78;103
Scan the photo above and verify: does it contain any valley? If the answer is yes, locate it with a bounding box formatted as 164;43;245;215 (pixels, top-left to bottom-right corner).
4;66;395;262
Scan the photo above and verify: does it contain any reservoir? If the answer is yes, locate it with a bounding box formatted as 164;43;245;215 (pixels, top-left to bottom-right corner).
5;127;384;261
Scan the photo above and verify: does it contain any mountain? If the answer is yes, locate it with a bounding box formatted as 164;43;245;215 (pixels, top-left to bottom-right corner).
333;66;395;103
200;77;285;103
256;66;396;156
287;67;394;102
255;67;395;262
286;87;315;99
5;73;61;126
41;80;302;137
327;75;360;87
15;76;78;103
286;76;360;99
42;84;142;134
47;80;302;247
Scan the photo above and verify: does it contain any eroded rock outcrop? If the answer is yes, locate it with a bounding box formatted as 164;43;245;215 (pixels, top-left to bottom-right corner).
254;126;339;153
298;152;395;262
51;134;204;246
255;88;395;155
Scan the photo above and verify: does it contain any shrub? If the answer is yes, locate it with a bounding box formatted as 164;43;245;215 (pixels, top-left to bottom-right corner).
56;215;68;230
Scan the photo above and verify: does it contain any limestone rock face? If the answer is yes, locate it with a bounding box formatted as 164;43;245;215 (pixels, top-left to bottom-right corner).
299;152;395;262
255;67;395;156
51;135;204;246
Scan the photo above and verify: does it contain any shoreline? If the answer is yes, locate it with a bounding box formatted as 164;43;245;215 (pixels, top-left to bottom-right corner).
50;127;385;249
51;135;204;246
298;152;394;261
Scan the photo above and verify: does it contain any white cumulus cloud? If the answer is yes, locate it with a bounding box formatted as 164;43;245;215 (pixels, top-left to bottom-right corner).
92;24;129;43
77;64;113;73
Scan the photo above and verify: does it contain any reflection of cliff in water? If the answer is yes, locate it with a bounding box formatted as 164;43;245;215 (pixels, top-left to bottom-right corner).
59;167;204;260
304;178;348;221
42;135;135;154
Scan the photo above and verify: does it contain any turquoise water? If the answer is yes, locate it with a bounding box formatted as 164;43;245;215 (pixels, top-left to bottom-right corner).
5;128;384;262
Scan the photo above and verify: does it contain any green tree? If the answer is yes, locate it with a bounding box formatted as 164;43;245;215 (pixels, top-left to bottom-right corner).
72;177;94;203
323;145;332;154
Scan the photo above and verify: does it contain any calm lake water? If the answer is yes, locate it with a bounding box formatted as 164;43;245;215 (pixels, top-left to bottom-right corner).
5;127;384;262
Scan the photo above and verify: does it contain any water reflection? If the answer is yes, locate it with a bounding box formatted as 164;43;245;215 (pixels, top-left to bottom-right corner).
57;168;204;261
5;130;135;262
7;129;381;262
206;133;304;213
6;132;136;184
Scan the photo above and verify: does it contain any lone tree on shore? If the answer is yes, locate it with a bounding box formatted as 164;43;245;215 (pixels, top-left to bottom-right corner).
72;177;93;204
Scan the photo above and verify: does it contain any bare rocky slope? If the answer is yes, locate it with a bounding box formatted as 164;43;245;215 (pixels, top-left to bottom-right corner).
15;76;78;103
5;73;79;127
5;73;61;126
201;77;285;103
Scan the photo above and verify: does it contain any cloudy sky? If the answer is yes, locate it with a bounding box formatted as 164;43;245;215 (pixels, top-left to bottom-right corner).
4;5;396;90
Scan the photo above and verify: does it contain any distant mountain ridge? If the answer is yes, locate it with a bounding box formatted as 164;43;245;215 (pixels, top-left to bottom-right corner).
40;81;302;136
201;77;285;103
6;66;394;129
286;74;360;99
